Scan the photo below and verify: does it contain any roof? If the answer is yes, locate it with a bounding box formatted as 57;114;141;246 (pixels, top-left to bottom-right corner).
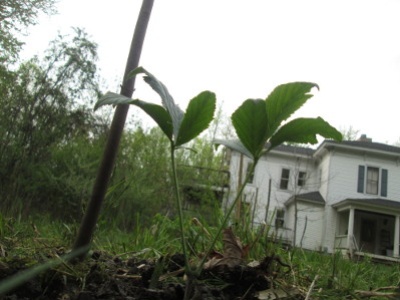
332;198;400;211
285;191;325;206
270;140;400;158
221;138;400;159
272;144;315;156
320;140;400;154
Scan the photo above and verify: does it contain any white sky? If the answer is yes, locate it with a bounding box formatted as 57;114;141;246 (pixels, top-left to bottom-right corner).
20;0;400;144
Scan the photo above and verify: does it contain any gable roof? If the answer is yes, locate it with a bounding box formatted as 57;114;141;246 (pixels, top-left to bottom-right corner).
272;144;315;156
285;191;325;206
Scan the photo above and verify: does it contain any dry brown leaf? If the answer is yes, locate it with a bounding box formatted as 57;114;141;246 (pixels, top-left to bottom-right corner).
222;227;243;260
204;227;247;269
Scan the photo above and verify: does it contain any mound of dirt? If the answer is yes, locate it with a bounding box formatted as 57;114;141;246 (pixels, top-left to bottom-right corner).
0;250;300;299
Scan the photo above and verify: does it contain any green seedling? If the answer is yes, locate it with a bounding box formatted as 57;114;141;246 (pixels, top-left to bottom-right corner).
95;69;342;299
208;82;342;270
95;67;216;280
215;82;342;198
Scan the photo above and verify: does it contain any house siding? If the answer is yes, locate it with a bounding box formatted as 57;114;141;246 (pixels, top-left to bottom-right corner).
318;151;331;200
322;205;338;252
326;150;400;204
246;153;316;224
286;202;325;250
300;203;325;250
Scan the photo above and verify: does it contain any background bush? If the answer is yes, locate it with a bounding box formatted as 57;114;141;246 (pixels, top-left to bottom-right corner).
0;28;228;229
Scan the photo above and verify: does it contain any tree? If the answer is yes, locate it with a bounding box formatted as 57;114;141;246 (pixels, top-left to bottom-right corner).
394;138;400;147
101;126;173;229
339;126;360;141
0;0;56;63
0;28;104;215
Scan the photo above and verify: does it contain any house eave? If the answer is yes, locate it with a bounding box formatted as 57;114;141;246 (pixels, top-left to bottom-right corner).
315;140;400;160
267;148;313;160
332;198;400;214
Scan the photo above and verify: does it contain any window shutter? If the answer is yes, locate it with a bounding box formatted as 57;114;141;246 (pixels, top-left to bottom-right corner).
357;165;365;193
381;169;388;197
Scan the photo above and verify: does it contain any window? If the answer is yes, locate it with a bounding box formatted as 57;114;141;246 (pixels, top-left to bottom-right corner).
246;162;255;183
275;209;285;228
297;171;307;187
357;166;388;197
366;167;379;195
280;168;290;190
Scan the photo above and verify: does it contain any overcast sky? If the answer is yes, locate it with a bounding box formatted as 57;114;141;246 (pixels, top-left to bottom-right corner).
21;0;400;144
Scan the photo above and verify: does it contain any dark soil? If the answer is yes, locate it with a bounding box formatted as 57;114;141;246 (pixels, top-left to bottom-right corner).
0;251;301;300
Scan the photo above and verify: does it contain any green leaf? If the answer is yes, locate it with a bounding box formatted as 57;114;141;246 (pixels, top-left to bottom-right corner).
127;66;146;79
94;91;173;140
231;99;268;160
269;117;342;149
130;100;173;141
213;139;254;159
94;92;133;110
265;82;318;138
176;91;216;146
0;245;89;296
129;67;184;140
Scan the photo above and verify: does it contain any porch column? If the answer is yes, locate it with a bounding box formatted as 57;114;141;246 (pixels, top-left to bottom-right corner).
347;208;355;254
394;215;400;257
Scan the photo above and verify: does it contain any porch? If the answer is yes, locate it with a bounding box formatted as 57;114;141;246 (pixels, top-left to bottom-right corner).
333;198;400;259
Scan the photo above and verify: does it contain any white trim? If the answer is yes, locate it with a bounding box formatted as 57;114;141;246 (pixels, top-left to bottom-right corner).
394;215;400;257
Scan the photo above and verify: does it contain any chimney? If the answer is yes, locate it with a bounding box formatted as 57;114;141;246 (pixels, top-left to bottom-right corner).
357;134;372;142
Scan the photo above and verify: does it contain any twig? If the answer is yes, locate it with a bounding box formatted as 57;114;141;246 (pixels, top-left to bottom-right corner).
114;274;142;280
305;274;319;300
159;268;185;281
240;283;254;300
355;286;400;299
191;218;211;237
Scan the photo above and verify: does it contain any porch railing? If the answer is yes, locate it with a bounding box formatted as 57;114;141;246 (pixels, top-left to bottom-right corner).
334;235;348;249
335;234;360;257
351;234;360;252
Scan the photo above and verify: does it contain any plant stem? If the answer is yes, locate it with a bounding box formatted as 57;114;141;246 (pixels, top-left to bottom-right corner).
170;144;194;300
170;144;189;269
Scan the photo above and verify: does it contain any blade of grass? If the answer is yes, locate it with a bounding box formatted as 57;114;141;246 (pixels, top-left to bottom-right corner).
0;245;89;296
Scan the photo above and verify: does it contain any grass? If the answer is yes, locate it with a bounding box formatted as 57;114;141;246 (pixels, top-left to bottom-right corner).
1;212;399;299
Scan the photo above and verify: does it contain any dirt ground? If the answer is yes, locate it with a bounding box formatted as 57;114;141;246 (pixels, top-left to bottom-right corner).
0;250;301;300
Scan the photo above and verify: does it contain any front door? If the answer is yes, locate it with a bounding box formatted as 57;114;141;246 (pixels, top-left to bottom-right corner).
360;219;376;254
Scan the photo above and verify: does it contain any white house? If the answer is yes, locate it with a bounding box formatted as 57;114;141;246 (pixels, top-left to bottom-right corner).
225;135;400;259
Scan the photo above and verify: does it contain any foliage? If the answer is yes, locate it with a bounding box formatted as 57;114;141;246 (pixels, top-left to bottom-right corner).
96;67;216;148
1;42;224;225
218;82;342;164
0;0;57;63
288;249;400;298
101;126;172;229
90;123;226;230
339;125;360;141
0;28;105;218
